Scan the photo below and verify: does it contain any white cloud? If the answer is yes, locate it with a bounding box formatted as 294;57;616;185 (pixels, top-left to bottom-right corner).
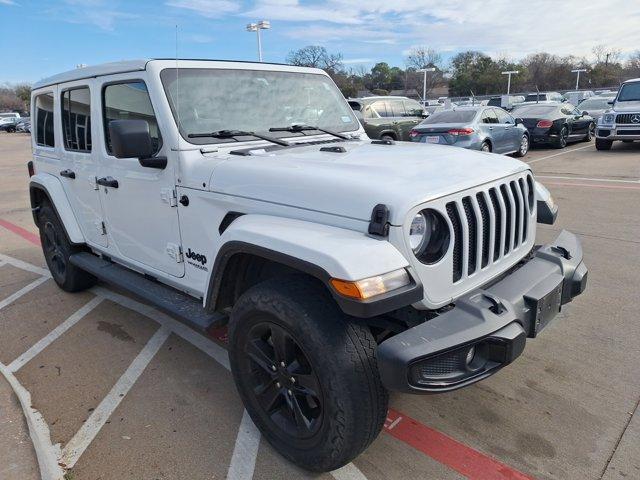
0;0;17;5
342;58;374;64
60;0;137;31
166;0;240;18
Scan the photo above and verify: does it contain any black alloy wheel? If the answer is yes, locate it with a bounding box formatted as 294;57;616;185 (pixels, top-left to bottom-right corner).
556;126;568;148
42;220;67;282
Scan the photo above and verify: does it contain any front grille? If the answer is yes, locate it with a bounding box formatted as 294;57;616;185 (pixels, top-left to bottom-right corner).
615;114;640;124
445;174;533;283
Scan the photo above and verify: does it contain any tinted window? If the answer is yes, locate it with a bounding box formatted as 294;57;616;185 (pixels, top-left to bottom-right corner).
525;93;546;102
487;97;501;107
103;81;161;155
423;110;477;123
511;105;558;117
35;92;55;147
62;87;91;152
403;99;425;117
618;83;640;102
481;109;499;124
371;100;390;117
495;108;514;124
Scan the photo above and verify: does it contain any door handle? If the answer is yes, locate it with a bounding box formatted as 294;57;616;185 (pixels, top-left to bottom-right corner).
60;169;76;179
96;176;119;188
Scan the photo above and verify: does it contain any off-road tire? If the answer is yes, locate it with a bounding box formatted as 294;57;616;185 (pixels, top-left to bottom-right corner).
555;126;568;149
595;138;613;151
513;134;529;157
38;202;96;292
228;275;388;472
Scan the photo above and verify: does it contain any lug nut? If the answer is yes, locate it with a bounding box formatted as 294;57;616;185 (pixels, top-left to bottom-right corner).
280;361;286;367
271;365;276;371
288;389;292;395
290;377;295;383
276;382;281;388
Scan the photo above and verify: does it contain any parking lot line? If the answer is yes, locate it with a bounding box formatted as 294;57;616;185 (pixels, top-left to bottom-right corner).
526;145;592;164
0;275;49;310
331;462;370;480
0;218;40;246
542;181;640;191
384;409;533;480
0;252;49;276
536;175;640;184
60;326;172;469
7;296;104;373
226;409;261;480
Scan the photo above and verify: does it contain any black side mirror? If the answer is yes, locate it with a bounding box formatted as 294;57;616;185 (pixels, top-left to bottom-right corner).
582;111;589;117
607;100;614;105
108;120;167;169
515;117;524;125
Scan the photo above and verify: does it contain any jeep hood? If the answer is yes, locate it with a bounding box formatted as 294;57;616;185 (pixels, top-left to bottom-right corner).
209;140;529;225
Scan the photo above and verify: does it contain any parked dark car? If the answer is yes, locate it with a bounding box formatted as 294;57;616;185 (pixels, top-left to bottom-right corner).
487;95;525;111
523;91;565;103
574;97;612;122
348;96;427;141
409;106;530;156
510;102;595;148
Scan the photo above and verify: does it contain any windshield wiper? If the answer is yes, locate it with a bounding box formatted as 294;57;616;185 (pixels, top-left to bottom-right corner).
188;129;290;147
268;124;351;140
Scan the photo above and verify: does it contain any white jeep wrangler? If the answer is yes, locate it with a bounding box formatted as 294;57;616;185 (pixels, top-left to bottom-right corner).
28;59;587;472
596;77;640;150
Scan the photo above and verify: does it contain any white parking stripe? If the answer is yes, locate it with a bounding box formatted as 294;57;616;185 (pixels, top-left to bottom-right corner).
0;253;50;276
536;174;640;184
0;275;49;311
60;326;171;469
226;409;261;480
7;296;103;373
526;144;592;164
0;362;64;480
331;462;370;480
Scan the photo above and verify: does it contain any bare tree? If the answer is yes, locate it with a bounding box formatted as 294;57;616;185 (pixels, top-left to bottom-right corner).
404;46;444;98
286;46;343;73
592;45;622;66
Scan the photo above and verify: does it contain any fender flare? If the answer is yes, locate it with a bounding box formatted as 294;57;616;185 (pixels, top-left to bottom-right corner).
29;173;85;245
535;180;558;225
204;215;422;318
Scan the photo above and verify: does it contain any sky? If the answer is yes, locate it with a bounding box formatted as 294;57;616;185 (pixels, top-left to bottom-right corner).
2;0;640;84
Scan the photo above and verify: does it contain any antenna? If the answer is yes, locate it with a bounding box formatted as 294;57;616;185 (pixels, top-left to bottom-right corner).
175;25;180;133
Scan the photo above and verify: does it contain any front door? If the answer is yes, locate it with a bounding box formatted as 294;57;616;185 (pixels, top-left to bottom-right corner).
96;78;184;277
495;108;521;152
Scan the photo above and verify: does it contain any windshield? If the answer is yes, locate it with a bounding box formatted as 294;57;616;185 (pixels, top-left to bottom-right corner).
578;98;609;110
160;68;358;144
617;83;640;102
512;105;558;117
421;110;477;124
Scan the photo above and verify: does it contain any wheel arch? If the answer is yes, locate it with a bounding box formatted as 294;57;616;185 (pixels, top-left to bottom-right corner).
29;174;85;245
378;130;397;140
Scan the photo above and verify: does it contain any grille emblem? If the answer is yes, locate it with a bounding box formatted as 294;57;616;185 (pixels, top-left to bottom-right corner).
631;114;640;124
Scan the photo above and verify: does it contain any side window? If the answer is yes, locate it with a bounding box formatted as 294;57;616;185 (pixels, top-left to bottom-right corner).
61;87;91;152
370;101;389;117
403;99;424;117
389;100;406;117
495;109;513;124
482;109;499;124
35;92;55;147
103;81;161;155
363;105;377;119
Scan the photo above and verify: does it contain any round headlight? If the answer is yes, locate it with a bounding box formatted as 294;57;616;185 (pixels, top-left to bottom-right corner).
409;209;450;264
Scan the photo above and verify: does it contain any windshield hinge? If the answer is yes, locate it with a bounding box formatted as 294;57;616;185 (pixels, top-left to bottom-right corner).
160;188;178;207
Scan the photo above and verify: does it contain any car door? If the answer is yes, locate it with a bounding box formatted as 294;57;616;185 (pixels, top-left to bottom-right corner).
96;77;184;278
59;83;109;247
368;100;396;139
495;108;521;152
481;108;504;152
387;99;412;140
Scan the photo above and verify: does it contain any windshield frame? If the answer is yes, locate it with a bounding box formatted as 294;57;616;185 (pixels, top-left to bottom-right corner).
159;67;360;145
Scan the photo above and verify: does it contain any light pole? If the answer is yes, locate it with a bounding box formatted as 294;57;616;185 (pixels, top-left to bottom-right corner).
246;20;270;62
417;67;436;104
571;68;587;90
501;70;519;94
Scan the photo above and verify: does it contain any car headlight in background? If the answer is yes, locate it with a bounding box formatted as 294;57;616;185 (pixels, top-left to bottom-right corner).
409;209;450;264
601;113;615;125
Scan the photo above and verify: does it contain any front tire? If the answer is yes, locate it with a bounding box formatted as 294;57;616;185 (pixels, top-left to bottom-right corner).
595;138;613;150
38;202;96;292
513;134;529;157
380;134;395;142
583;123;595;141
229;275;388;472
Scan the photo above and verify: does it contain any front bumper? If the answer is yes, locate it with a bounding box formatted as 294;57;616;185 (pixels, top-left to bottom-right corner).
377;230;587;393
597;126;640;141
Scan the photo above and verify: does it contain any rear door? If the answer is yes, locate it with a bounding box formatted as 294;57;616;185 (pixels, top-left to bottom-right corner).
368;100;396;139
96;77;184;277
481;108;504;151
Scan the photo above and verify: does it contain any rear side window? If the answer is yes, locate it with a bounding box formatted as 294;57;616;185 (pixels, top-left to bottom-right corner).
103;81;161;155
388;99;406;117
370;100;389;117
35;92;55;147
481;109;499;124
61;87;92;152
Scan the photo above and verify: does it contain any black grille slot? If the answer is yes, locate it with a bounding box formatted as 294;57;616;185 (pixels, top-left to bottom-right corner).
476;193;490;268
462;197;477;275
488;188;501;261
499;185;512;253
510;182;521;248
446;202;463;282
519;178;528;243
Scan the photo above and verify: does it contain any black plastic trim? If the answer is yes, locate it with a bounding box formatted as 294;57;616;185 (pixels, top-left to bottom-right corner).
205;241;423;318
218;212;244;235
537;199;558;225
29;183;82;246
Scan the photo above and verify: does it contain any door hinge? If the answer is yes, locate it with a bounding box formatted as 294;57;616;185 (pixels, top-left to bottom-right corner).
166;243;183;263
91;176;99;191
95;221;107;235
160;188;178;207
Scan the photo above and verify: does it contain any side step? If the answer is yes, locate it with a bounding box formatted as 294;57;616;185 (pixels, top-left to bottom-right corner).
70;252;227;333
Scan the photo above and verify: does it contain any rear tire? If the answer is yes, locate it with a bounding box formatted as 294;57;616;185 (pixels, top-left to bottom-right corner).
380;134;395;142
480;141;491;152
229;275;388;472
513;134;529;157
554;126;568;149
38;202;96;292
595;138;613;151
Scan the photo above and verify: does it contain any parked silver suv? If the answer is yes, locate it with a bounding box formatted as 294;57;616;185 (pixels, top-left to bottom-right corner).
596;78;640;150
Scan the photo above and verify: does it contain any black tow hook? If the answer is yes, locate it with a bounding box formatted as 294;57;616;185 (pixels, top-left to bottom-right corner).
551;245;571;259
